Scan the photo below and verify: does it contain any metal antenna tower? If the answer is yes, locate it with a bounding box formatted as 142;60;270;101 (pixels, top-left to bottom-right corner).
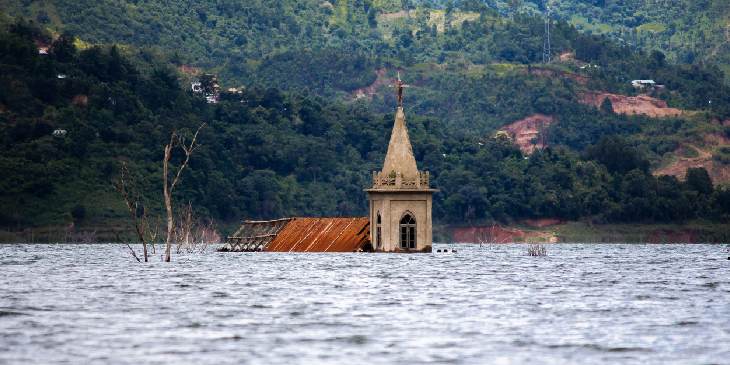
542;1;552;64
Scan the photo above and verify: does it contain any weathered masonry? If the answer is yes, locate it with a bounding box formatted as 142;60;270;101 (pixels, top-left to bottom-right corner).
366;84;436;252
223;76;435;253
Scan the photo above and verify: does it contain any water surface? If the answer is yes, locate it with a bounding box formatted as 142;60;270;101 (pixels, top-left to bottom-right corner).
1;244;729;364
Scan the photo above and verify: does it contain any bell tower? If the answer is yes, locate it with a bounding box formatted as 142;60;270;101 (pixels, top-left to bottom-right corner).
366;75;436;252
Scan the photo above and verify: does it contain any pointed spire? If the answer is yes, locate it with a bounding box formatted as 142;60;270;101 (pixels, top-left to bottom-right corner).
381;106;419;179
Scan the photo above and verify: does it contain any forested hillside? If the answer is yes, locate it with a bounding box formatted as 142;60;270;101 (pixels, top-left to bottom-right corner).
1;23;729;234
488;1;730;77
1;1;730;237
0;2;722;82
555;1;730;71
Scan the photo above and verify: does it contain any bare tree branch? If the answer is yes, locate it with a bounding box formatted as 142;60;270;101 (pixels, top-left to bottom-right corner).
115;161;149;262
163;123;206;262
170;123;205;192
125;242;141;262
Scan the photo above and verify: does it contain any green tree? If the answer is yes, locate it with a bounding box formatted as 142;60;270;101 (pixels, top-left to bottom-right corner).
685;167;713;195
50;33;76;63
600;97;614;114
586;137;649;174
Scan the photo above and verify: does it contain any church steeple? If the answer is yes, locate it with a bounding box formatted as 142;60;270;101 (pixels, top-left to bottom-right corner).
381;106;419;179
371;74;430;190
366;73;435;252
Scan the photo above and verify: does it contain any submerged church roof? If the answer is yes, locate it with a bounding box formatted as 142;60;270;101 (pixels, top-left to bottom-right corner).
225;217;370;252
268;217;370;252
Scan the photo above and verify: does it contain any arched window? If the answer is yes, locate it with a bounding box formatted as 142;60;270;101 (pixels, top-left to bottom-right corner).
376;212;382;249
400;213;416;250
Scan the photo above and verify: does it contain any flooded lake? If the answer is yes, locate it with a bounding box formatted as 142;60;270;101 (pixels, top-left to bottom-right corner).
1;243;729;364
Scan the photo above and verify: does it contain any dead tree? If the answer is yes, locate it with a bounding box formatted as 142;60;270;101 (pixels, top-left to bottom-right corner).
175;202;194;254
477;224;509;246
147;214;160;254
527;243;547;256
116;161;151;262
163;123;205;262
174;202;218;254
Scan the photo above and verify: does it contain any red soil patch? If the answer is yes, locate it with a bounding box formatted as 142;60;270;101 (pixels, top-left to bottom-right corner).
580;91;683;118
709;163;730;184
558;52;575;62
71;94;88;107
178;65;201;76
521;218;563;228
654;142;730;185
452;225;557;244
499;114;555;154
704;132;730;146
654;146;711;178
352;68;393;100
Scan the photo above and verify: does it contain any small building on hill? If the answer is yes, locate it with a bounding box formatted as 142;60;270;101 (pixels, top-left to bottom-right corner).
224;76;435;253
632;79;656;88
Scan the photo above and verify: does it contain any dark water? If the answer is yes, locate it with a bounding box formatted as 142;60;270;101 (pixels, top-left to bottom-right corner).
1;244;729;365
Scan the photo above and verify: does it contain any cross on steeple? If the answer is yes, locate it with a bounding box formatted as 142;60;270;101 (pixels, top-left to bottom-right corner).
392;72;410;107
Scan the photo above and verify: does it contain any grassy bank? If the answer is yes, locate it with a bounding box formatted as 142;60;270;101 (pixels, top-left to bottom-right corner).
439;221;730;244
552;221;730;244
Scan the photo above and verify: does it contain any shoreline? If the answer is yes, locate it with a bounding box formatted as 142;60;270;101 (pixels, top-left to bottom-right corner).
3;221;730;244
438;221;730;244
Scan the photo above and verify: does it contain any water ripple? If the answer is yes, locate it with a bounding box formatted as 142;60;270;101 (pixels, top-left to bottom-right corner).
0;243;728;364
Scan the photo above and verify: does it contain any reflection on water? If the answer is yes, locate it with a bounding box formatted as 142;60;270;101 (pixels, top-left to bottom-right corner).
1;244;729;364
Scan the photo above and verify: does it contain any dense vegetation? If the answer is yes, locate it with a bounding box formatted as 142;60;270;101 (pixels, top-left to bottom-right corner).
3;1;730;104
1;23;729;235
449;0;730;76
554;0;730;72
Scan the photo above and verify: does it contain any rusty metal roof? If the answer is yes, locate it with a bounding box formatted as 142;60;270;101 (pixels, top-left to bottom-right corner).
225;218;292;252
266;217;370;252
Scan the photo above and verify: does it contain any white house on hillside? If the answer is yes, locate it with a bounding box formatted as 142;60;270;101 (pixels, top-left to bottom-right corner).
632;80;656;88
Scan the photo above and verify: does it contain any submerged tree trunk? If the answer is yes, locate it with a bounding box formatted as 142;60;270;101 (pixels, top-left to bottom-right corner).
163;142;173;262
116;162;150;262
116;124;204;263
162;123;205;263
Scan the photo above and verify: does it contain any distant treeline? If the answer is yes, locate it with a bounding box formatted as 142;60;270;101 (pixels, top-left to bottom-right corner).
1;23;729;230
